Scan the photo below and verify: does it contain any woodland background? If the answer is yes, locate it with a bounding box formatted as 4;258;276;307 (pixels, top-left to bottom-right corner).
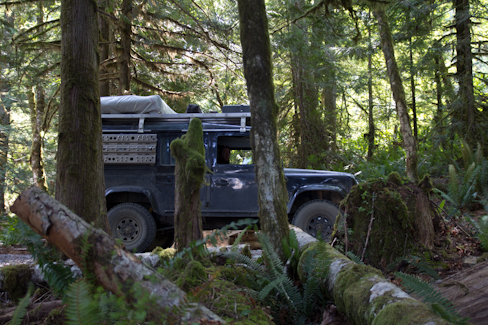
0;0;487;220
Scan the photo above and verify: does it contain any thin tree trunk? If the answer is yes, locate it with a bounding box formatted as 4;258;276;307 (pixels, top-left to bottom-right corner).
119;0;132;95
409;37;418;140
99;0;111;96
454;0;476;142
237;0;290;254
57;0;109;232
367;16;375;161
28;87;48;192
10;187;222;323
0;91;9;214
373;6;418;181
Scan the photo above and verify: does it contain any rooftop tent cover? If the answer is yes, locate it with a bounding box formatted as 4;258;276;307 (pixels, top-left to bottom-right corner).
100;95;176;115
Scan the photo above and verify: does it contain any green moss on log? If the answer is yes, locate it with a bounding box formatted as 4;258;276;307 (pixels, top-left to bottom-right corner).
373;300;450;325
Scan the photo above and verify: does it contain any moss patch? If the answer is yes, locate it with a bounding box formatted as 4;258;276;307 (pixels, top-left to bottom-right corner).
372;300;450;325
337;173;437;269
1;264;33;302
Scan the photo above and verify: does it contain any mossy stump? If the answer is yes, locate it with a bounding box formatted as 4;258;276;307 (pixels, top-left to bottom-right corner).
170;118;206;251
337;173;438;269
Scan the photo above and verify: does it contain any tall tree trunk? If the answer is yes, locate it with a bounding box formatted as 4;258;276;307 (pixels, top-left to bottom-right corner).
237;0;290;254
367;14;375;161
28;87;48;191
454;0;476;142
0;88;9;214
289;0;327;169
99;0;111;96
57;0;109;233
119;0;132;95
170;118;205;251
409;37;418;139
434;55;444;126
322;46;337;153
373;6;418;181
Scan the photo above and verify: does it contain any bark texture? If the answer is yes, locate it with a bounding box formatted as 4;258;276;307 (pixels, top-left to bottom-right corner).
292;227;450;325
0;87;9;214
57;0;109;232
99;0;111;96
374;7;418;181
238;0;290;255
454;0;476;143
119;0;132;95
28;87;48;192
10;187;223;323
170;118;205;251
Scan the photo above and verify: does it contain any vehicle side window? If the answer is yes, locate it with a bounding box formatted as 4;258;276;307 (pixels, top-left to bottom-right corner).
217;136;253;165
159;136;177;165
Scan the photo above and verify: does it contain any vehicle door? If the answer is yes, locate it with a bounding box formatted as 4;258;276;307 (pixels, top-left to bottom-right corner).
203;134;259;217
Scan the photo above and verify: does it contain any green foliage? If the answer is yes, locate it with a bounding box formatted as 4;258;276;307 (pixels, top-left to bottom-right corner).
3;220;76;295
434;141;487;216
65;280;100;325
222;231;328;324
466;215;488;251
281;228;300;279
346;251;364;265
387;255;439;280
394;272;469;325
6;286;33;325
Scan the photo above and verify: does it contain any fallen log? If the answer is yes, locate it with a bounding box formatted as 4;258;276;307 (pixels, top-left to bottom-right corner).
292;226;450;325
10;186;223;323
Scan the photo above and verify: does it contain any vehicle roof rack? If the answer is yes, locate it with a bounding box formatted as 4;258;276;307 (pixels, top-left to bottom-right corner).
101;112;251;133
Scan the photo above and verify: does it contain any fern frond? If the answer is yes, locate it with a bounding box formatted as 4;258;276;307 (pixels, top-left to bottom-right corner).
65;279;100;325
258;274;288;301
346;251;364;264
7;286;32;325
41;262;76;296
394;272;458;316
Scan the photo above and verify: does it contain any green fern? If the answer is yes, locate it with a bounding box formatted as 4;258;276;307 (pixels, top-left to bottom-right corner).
346;251;364;265
394;272;468;324
222;231;330;324
6;286;32;325
387;255;439;279
64;279;100;325
466;215;488;251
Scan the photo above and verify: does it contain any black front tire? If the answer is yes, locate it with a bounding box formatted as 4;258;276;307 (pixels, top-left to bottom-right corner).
108;203;157;252
292;200;340;241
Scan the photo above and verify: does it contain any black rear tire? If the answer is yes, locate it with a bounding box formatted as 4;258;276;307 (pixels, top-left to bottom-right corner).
108;203;157;252
292;200;340;241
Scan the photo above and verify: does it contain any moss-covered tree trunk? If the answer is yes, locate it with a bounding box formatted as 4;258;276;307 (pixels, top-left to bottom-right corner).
56;0;109;233
294;230;450;325
237;0;289;254
27;87;48;192
170;118;205;251
373;6;418;182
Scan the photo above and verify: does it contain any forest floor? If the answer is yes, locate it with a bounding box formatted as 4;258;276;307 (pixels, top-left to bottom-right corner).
0;208;487;324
